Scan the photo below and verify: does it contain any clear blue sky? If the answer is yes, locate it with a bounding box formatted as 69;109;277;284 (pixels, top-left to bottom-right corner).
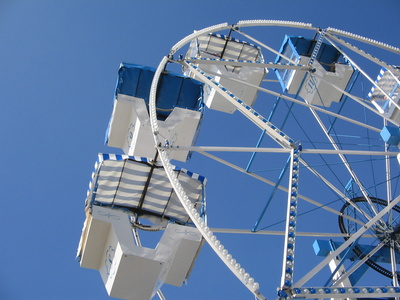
1;1;400;300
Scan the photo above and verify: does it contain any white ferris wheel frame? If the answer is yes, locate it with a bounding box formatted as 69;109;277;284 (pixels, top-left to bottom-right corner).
148;20;400;300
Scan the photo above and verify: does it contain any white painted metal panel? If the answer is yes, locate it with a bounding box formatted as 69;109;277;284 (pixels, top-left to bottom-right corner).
77;206;203;300
106;94;202;161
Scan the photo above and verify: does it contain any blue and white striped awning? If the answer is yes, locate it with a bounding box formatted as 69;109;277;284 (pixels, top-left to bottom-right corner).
368;68;400;113
86;154;206;224
189;33;263;73
196;33;261;60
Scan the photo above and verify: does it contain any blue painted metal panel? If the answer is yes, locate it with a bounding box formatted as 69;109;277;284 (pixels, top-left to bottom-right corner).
116;63;204;120
380;126;400;145
314;239;400;264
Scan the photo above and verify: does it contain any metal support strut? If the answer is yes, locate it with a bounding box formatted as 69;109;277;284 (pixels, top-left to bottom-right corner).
278;144;302;299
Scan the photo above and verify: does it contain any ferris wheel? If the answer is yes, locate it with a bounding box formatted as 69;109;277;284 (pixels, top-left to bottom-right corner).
77;20;400;300
147;20;400;299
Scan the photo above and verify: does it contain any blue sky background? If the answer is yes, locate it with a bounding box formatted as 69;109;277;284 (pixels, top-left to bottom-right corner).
1;1;400;300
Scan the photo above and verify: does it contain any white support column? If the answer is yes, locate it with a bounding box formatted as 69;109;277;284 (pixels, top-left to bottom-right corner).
278;146;301;299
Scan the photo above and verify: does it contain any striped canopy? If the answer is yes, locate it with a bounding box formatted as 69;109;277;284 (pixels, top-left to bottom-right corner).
86;154;206;224
195;33;261;61
368;68;400;113
187;33;263;73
